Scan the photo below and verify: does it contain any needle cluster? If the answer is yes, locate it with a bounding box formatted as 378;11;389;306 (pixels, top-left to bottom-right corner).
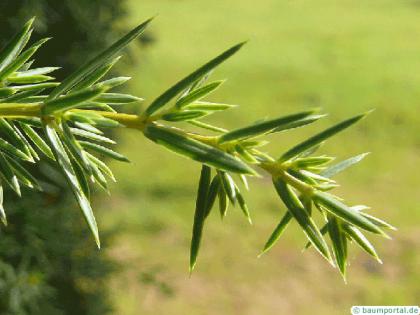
0;18;395;280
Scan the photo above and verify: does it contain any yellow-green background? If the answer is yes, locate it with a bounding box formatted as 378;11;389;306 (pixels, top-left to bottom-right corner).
100;1;419;314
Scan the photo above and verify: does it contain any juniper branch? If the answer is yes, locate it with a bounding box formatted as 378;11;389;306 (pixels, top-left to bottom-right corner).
0;17;395;280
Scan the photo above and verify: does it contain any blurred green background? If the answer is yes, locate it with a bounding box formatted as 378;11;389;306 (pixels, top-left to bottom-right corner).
104;1;420;314
1;0;420;314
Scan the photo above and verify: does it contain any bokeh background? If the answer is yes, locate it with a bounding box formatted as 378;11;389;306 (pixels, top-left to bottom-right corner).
1;0;420;314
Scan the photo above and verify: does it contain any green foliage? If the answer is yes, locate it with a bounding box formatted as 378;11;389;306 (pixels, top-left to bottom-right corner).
0;2;137;313
144;124;255;175
0;0;152;79
218;110;320;144
145;42;245;116
0;17;395;282
273;179;333;264
0;194;115;315
190;165;211;272
47;18;152;100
